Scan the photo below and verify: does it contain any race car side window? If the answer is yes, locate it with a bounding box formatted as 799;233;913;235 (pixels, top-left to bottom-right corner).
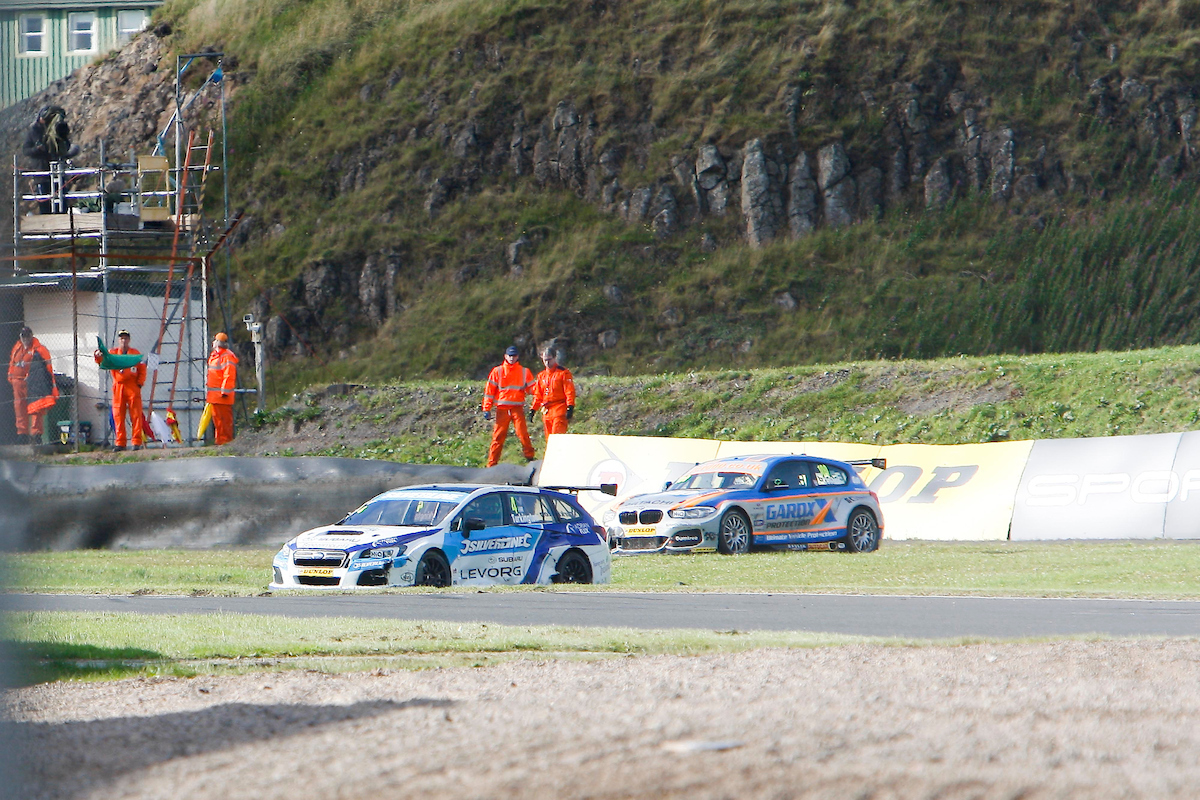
547;496;585;523
812;462;849;487
458;494;505;529
505;492;555;525
764;461;808;490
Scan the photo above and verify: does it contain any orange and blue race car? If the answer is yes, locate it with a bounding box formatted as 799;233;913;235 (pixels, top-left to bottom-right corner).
604;454;885;555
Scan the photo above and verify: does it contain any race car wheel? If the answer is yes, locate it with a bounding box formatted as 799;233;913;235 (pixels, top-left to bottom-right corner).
414;550;452;587
553;549;594;584
717;509;752;555
845;509;880;553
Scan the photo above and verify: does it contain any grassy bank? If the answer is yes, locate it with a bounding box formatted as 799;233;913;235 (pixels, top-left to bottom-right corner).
211;345;1200;469
8;541;1200;598
143;0;1200;384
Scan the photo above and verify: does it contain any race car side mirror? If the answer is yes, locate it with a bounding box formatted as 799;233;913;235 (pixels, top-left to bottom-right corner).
664;481;672;491
463;517;486;536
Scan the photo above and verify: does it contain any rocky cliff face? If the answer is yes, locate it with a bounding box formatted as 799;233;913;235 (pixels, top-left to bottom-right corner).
408;77;1189;255
269;55;1193;364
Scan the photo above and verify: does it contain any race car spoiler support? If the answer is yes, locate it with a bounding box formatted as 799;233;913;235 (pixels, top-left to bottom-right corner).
847;459;888;470
543;483;619;496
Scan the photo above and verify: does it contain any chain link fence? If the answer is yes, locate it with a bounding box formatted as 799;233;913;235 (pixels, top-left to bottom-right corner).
2;260;210;448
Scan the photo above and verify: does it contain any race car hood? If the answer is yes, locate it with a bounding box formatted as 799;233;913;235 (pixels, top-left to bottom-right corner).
617;490;713;510
291;525;437;550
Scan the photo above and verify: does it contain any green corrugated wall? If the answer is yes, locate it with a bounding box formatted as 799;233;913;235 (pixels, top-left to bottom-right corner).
0;9;125;109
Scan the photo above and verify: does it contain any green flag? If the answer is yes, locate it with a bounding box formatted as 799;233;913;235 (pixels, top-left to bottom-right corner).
95;336;144;370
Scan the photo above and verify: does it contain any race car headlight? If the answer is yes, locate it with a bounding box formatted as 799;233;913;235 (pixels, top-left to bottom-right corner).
668;506;717;519
603;509;616;523
361;545;405;560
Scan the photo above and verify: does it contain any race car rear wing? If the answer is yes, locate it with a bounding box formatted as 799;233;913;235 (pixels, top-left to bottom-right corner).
847;459;887;470
543;483;618;496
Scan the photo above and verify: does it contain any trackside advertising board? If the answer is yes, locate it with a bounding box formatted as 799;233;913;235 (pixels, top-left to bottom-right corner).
540;435;1031;540
870;441;1032;541
1165;431;1200;539
1010;433;1182;540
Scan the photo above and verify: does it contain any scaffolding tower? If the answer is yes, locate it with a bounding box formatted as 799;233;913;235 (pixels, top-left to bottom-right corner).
3;53;234;448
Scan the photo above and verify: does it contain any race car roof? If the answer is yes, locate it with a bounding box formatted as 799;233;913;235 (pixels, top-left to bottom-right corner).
372;483;547;499
690;453;868;472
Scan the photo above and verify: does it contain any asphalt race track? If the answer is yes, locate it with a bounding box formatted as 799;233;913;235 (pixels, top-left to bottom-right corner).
8;592;1200;638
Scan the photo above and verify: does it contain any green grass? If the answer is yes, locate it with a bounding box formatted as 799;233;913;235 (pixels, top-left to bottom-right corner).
6;549;271;595
9;541;1200;598
613;541;1200;598
0;610;883;685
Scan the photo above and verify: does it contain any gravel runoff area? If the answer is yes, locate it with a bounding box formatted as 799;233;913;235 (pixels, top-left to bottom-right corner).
5;639;1200;799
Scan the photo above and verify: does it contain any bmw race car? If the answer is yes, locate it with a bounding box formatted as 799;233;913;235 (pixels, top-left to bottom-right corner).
605;454;885;555
270;484;613;589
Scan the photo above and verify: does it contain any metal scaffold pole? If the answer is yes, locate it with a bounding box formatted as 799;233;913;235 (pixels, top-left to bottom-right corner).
69;207;79;453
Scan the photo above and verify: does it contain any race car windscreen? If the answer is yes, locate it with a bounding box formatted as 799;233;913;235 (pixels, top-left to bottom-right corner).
669;471;758;490
341;497;458;527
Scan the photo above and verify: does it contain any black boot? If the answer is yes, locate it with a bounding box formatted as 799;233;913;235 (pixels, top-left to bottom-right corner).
15;434;28;445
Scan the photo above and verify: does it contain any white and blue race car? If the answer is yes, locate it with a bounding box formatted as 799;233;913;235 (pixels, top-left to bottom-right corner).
270;484;612;589
606;454;885;555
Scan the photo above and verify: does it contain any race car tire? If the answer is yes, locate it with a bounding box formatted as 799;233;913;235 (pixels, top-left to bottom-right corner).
552;548;594;584
414;550;452;587
844;508;880;553
717;509;752;555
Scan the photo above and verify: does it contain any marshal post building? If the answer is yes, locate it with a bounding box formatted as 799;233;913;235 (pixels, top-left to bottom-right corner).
0;0;158;108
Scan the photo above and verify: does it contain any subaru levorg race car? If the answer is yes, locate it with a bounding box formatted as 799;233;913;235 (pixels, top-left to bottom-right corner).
270;484;613;589
606;454;885;555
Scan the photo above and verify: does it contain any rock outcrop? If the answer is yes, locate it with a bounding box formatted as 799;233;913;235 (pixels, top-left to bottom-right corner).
740;139;784;247
786;152;818;237
818;143;856;229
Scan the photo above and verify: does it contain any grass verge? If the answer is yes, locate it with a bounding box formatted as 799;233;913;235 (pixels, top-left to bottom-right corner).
3;611;882;685
7;541;1200;598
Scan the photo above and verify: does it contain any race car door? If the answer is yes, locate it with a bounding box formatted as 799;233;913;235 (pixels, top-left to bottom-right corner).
501;491;556;583
754;459;823;544
807;460;852;539
453;492;533;585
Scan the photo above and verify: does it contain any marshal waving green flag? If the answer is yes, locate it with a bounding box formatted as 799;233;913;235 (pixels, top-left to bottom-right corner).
94;336;145;370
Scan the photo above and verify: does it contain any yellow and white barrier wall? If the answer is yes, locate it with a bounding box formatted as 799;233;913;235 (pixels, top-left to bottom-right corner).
540;431;1200;540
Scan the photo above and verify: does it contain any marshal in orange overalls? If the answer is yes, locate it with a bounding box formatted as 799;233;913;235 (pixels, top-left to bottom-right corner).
482;348;536;467
531;355;576;437
94;333;147;448
206;334;239;445
8;330;55;439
